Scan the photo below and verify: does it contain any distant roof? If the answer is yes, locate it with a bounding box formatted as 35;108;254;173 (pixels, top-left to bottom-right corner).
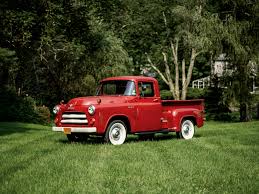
100;76;157;82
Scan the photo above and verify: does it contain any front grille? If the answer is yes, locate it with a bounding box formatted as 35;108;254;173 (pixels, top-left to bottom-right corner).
61;112;88;125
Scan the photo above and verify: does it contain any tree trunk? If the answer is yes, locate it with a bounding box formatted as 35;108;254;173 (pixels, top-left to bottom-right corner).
181;59;187;100
146;53;176;99
170;40;180;100
147;47;199;101
238;63;252;122
162;51;179;100
181;48;197;100
240;103;250;122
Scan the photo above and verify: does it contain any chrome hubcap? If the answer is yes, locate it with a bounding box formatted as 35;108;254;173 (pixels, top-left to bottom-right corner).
183;125;190;134
181;120;194;140
108;122;127;145
111;128;120;140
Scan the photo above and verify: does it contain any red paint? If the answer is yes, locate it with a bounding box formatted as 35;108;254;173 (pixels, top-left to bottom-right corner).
54;76;205;135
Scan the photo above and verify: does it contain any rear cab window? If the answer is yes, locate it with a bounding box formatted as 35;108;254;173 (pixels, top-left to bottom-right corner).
138;82;154;97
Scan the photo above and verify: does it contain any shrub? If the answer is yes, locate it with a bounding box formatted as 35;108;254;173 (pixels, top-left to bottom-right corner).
160;88;206;100
35;106;51;125
213;112;240;122
0;86;19;121
160;90;173;100
0;86;50;124
16;96;37;122
187;88;206;99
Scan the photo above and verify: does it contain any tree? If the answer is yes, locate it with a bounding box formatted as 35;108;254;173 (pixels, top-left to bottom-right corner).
0;0;131;107
146;1;225;100
0;48;17;87
210;0;259;121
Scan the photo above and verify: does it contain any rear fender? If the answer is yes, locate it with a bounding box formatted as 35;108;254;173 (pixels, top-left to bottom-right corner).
173;111;197;132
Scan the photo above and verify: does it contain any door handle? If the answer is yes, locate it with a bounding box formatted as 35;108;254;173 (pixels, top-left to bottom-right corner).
153;99;158;102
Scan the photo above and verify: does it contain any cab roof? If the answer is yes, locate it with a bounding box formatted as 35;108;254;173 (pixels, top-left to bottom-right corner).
100;76;157;82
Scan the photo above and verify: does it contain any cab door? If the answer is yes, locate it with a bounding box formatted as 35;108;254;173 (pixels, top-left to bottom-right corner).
136;81;162;131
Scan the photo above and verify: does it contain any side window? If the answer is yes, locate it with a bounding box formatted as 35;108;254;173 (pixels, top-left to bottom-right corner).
138;82;154;97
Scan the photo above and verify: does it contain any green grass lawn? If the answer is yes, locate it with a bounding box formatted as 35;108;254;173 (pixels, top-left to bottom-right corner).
0;121;258;194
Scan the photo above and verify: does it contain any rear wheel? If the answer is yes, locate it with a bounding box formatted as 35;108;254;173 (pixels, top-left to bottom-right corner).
177;119;195;140
104;120;127;145
67;133;88;142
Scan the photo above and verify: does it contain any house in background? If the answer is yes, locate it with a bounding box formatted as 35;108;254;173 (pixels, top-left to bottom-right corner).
192;54;258;94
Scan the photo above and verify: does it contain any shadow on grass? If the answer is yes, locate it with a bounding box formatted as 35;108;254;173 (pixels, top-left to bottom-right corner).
0;122;49;136
58;133;202;145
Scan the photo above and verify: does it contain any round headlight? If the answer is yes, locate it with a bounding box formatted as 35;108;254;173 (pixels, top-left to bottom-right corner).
88;105;96;115
53;105;60;114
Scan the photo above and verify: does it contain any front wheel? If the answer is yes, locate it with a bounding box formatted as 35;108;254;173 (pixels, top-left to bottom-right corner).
177;119;195;140
104;120;127;145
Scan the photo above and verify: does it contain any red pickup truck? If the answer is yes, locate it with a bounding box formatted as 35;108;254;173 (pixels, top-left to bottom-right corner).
52;76;205;145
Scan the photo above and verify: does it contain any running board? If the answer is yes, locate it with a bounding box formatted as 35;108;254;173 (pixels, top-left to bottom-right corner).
134;129;170;135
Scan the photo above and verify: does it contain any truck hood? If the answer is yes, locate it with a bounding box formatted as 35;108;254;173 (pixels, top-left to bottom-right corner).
66;96;133;107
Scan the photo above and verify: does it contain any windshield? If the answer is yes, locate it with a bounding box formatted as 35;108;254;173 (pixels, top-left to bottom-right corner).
97;80;136;96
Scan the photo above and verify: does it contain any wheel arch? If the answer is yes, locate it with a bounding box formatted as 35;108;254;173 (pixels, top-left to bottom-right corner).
105;115;131;133
180;115;197;128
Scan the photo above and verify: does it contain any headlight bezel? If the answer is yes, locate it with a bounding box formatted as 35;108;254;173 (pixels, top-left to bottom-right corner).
88;105;96;115
53;105;60;114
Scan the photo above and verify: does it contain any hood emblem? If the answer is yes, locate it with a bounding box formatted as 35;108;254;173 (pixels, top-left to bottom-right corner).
68;102;76;110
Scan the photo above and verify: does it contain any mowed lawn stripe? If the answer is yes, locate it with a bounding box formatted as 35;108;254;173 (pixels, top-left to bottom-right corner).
191;140;257;193
192;122;259;193
0;136;64;190
0;121;258;194
103;142;170;193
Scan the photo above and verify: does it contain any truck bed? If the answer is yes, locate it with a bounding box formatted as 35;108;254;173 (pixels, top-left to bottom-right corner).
161;99;205;131
162;99;204;107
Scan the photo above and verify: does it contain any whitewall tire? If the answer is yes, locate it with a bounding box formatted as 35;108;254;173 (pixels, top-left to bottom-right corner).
105;120;127;145
179;119;195;140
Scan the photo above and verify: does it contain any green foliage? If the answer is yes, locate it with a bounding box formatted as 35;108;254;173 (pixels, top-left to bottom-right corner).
186;88;206;99
35;106;51;125
1;10;36;47
161;88;206;100
0;86;50;124
160;87;243;121
0;47;17;65
203;87;230;120
214;112;240;122
0;47;18;86
251;94;259;120
210;0;259;121
160;90;173;100
192;54;211;80
0;0;258;122
0;0;131;108
171;4;224;54
16;96;37;122
0;86;18;121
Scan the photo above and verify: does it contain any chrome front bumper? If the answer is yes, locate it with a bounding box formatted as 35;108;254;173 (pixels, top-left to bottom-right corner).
52;127;97;133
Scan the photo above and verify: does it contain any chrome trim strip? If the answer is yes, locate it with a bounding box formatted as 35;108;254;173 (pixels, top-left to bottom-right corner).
62;114;86;119
52;127;97;133
61;119;88;124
